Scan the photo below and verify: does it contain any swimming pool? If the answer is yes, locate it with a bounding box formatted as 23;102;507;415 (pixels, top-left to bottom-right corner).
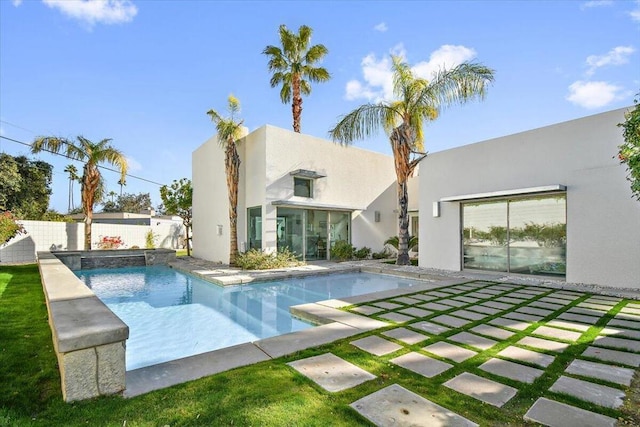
76;266;420;370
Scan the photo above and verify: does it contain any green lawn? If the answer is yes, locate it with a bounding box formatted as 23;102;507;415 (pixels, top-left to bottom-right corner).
1;265;638;426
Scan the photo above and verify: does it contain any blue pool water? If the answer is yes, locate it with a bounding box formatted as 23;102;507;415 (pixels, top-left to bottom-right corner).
75;266;420;370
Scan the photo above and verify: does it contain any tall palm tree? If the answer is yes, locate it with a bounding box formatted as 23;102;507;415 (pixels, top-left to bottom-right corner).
329;56;494;265
263;24;330;133
32;136;128;250
64;164;79;212
118;178;126;197
207;95;245;266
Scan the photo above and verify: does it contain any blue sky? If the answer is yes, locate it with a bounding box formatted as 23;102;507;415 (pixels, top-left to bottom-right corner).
1;0;638;213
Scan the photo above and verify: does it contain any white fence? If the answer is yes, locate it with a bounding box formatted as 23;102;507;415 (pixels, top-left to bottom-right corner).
0;220;185;264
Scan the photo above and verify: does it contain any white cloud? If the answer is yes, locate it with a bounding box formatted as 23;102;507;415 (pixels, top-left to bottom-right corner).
125;156;142;172
12;0;23;6
630;0;640;22
580;0;613;9
344;44;477;102
585;46;635;76
566;80;624;108
42;0;138;27
374;22;388;32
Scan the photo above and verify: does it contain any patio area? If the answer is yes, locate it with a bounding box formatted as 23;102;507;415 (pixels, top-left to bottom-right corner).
135;257;640;425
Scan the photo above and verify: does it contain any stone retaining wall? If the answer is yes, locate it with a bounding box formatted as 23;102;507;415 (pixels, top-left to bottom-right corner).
37;251;130;402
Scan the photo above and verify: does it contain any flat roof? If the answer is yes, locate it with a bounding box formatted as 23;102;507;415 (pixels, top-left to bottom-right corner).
440;185;566;202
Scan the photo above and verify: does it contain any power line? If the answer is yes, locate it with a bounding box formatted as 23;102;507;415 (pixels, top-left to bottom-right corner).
0;135;166;187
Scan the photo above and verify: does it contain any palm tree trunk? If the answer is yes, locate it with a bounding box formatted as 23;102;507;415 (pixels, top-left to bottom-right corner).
68;179;72;213
82;164;100;250
292;73;302;133
225;141;241;265
391;123;414;266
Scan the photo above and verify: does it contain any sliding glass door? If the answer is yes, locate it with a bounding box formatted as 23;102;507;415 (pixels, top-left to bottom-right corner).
462;194;566;277
276;208;350;261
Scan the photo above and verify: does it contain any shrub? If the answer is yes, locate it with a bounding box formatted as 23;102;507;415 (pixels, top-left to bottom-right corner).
96;235;124;249
236;248;304;270
353;246;371;260
371;247;393;259
0;211;25;244
145;229;158;249
330;240;354;261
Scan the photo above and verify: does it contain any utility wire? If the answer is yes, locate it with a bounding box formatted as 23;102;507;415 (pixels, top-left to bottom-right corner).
0;135;166;187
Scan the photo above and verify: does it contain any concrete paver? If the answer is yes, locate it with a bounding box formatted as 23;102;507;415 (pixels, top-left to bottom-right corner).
546;319;590;332
558;312;602;324
517;336;569;352
452;296;481;304
398;307;433;318
411;293;438;302
449;310;486;321
350;335;403;356
497;346;555;367
524;397;617;427
467;305;501;315
593;336;640;352
565;359;635;386
443;372;517;408
420;302;454;311
409;321;449;335
379;312;414;323
489;317;530;331
533;325;582;342
549;376;625;409
423;341;478;363
350;384;479;427
431;315;472;328
287;353;376;392
503;311;543;323
372;301;404;310
392;296;424;305
382;327;429;345
448;332;498;350
608;318;640;330
516;306;553;317
351;305;385;316
390;352;452;378
479;358;544;383
496;296;527;305
582;346;640;367
529;301;564;310
470;324;515;340
599;326;640;340
483;301;513;310
438;299;468;308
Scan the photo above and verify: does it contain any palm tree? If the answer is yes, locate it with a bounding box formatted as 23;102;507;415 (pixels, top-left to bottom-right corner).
207;95;245;266
118;178;126;197
63;164;79;212
108;190;117;203
263;24;330;133
329;56;494;265
31;136;128;250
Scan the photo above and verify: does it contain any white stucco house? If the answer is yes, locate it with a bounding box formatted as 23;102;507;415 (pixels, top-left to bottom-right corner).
192;125;419;263
419;107;639;289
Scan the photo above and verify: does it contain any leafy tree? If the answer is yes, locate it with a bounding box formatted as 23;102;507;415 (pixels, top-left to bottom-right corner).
207;95;245;265
31;136;127;250
0;211;25;244
160;178;193;256
0;154;52;219
618;94;640;200
330;56;494;265
64;164;80;213
263;24;330;133
102;192;152;213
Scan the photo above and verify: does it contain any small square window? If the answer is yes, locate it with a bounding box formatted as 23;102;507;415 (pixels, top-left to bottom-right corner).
294;177;313;198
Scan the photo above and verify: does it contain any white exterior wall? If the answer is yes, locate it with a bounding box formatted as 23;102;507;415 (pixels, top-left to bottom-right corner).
1;220;184;264
419;108;640;289
193;125;401;262
192;135;229;262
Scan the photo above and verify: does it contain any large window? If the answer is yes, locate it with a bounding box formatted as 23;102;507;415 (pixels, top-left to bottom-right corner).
247;206;262;250
276;208;350;261
462;194;566;277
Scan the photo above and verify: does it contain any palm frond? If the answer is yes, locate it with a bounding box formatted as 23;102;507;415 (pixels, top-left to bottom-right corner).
329;103;396;145
305;44;328;64
422;62;495;108
304;66;330;83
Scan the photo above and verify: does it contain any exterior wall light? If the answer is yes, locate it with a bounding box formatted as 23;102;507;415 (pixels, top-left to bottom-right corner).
432;202;440;218
217;224;223;236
